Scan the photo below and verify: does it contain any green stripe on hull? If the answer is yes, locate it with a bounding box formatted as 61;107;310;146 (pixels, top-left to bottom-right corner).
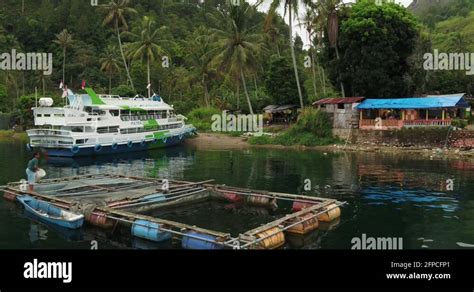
153;131;169;139
144;131;170;140
144;119;159;130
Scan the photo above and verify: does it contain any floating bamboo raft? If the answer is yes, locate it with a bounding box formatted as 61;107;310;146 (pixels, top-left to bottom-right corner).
3;174;345;249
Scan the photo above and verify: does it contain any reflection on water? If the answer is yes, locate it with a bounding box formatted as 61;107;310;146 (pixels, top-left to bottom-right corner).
1;140;473;249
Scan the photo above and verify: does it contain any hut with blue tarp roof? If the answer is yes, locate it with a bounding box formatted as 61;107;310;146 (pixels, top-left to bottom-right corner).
356;94;470;130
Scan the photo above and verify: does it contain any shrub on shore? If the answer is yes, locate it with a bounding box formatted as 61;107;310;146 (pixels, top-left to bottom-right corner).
0;130;28;142
187;107;221;131
249;108;339;146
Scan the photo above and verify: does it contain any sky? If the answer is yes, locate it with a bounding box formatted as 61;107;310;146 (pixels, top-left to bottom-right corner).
252;0;414;49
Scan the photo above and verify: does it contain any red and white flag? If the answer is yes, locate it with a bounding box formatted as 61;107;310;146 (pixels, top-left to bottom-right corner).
59;81;64;89
81;80;86;90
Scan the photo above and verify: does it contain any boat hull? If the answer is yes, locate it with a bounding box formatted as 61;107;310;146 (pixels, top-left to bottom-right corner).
28;131;195;158
17;195;84;229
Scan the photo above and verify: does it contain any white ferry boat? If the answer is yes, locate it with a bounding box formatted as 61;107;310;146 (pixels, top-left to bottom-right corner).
27;88;197;157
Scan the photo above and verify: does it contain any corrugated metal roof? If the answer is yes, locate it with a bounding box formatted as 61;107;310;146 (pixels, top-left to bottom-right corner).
263;105;279;111
313;97;365;105
264;104;299;113
356;94;469;110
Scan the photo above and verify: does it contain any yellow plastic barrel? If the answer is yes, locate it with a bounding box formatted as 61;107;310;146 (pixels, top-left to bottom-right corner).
317;204;341;222
286;213;319;235
254;227;285;249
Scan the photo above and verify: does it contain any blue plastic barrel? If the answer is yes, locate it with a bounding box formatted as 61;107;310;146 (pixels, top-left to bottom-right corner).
131;220;171;242
181;231;222;250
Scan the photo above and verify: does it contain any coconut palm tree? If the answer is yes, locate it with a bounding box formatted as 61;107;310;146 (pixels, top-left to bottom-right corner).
267;0;307;109
101;0;137;91
100;46;121;94
300;4;328;96
211;4;264;115
125;17;170;98
187;26;218;107
299;8;319;98
263;10;282;57
53;29;73;87
318;0;345;97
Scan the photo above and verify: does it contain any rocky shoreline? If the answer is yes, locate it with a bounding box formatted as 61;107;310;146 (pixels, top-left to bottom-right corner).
187;133;474;160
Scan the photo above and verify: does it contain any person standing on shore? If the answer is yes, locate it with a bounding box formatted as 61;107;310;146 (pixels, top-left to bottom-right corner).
26;152;40;192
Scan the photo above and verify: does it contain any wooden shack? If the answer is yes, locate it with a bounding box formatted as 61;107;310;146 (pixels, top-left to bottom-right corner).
313;97;365;129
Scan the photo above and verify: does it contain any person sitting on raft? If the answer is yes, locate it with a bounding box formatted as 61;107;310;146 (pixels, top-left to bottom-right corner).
26;152;40;192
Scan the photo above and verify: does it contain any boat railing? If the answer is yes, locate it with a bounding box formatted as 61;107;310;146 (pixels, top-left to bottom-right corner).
27;129;72;136
168;116;183;123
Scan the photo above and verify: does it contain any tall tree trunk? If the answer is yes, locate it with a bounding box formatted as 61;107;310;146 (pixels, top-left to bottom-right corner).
335;46;346;98
22;73;25;97
203;74;209;107
42;78;45;97
236;82;240;110
147;57;151;98
62;47;66;86
109;75;112;94
314;49;326;95
289;5;304;109
311;49;317;98
276;44;281;57
322;66;327;95
253;75;258;101
115;19;135;91
241;69;254;115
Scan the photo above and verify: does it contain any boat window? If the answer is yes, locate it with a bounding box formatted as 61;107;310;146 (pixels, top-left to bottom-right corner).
71;127;84;133
110;110;120;117
97;126;120;134
92;109;106;116
76;139;85;144
97;127;108;134
44;114;51;117
36;114;42;117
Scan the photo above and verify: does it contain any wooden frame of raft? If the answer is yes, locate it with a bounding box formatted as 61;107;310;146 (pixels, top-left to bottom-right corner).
2;174;345;250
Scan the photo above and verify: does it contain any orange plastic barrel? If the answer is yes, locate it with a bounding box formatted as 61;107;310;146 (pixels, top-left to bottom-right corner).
85;212;115;229
223;192;242;203
292;201;314;212
247;195;277;208
286;213;319;235
317;204;341;222
254;227;285;249
3;190;16;202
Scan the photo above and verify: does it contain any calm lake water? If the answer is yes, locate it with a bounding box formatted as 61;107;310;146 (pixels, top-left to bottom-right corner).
1;140;474;249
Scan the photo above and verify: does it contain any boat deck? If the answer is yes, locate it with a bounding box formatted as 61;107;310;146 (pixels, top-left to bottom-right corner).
3;174;345;249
